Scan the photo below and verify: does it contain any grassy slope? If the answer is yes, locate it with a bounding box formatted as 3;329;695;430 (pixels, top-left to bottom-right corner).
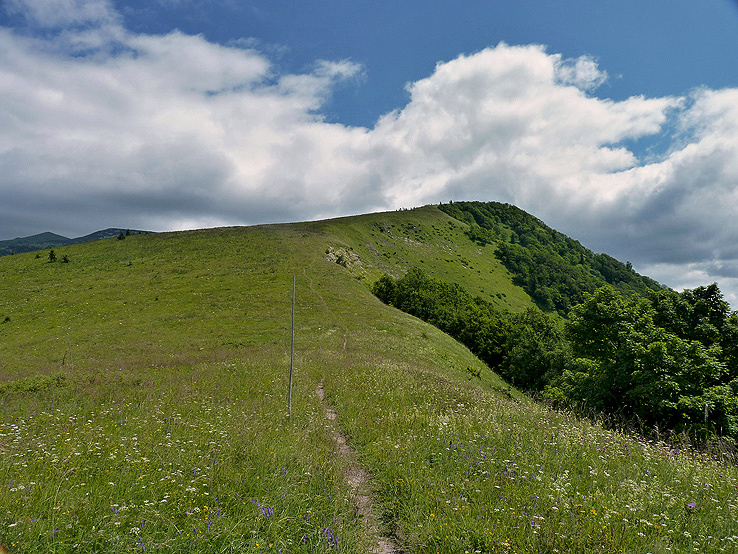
1;207;737;553
311;205;534;311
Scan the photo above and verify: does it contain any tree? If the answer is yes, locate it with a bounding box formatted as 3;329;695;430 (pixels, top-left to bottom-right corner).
652;284;730;347
561;285;734;436
48;249;56;263
566;285;651;361
497;308;570;390
372;274;397;306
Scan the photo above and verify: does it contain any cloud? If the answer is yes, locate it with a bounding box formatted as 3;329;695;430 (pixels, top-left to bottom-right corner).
555;54;608;91
2;4;738;305
369;45;681;214
360;44;738;303
0;18;366;233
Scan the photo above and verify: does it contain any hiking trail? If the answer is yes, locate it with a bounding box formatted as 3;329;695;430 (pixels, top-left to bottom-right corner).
316;380;399;554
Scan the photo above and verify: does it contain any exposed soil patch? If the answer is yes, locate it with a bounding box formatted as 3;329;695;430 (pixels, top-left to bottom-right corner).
316;380;399;554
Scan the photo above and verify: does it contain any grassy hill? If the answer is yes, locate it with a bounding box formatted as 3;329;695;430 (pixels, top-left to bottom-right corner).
1;206;737;553
310;205;534;311
438;201;664;314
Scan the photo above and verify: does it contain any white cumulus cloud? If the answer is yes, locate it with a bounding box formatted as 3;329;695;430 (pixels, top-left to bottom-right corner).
2;3;738;305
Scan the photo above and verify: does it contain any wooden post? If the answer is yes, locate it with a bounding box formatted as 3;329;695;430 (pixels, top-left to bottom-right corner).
288;276;295;417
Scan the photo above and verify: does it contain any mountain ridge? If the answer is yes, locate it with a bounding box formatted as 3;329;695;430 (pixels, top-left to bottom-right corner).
0;228;149;256
438;200;665;313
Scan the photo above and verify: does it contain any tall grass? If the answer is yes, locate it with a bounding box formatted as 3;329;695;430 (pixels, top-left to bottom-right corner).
324;352;738;553
0;353;372;552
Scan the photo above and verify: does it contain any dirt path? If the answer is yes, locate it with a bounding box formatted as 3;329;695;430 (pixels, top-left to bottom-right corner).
316;380;399;554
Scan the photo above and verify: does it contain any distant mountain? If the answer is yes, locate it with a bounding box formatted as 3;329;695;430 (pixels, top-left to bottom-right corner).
0;228;149;256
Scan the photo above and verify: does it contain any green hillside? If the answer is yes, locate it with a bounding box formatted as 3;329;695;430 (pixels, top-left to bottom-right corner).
439;201;664;314
1;207;737;553
311;205;534;311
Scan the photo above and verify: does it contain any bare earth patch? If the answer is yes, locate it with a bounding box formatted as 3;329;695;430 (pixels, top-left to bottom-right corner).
316;380;399;554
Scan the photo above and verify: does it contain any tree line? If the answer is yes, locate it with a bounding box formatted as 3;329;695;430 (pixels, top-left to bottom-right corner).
373;269;738;441
438;201;663;314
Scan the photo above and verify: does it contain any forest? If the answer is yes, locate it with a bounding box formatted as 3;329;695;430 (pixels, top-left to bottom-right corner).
374;263;738;442
439;201;663;314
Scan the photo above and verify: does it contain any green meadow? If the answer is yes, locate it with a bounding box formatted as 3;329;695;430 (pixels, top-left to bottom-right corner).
1;206;737;552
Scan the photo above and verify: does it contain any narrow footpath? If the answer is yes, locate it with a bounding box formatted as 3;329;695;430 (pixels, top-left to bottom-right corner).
315;380;399;554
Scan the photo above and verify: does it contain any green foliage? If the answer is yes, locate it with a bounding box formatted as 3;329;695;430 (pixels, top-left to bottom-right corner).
48;249;56;262
375;269;738;441
546;284;738;439
465;222;495;246
499;307;570;391
373;269;566;390
440;201;664;314
371;274;397;304
652;283;738;362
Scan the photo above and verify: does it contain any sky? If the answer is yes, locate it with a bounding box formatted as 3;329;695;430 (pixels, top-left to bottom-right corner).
2;0;738;304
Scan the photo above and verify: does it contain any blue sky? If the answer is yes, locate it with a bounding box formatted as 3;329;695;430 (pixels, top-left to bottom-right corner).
117;0;738;129
2;0;738;304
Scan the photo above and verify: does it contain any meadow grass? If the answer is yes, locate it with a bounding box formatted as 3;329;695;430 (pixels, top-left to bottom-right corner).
1;208;737;552
0;352;371;552
311;206;534;312
324;354;738;553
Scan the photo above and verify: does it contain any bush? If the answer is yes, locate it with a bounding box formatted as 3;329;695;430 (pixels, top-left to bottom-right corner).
0;373;66;395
